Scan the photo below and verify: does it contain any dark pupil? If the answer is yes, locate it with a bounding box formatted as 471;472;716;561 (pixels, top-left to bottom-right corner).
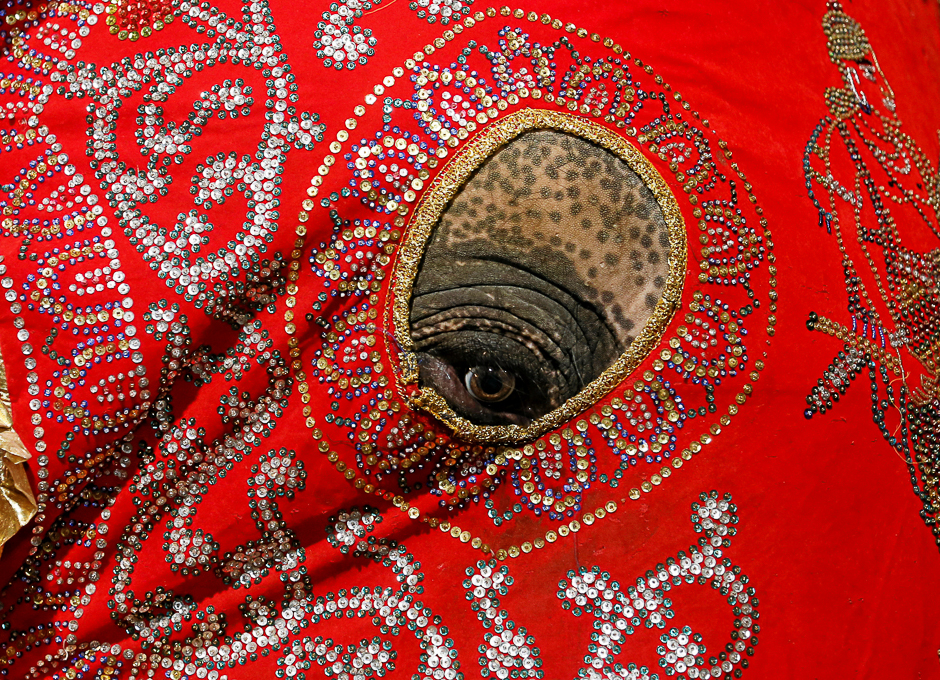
478;370;504;396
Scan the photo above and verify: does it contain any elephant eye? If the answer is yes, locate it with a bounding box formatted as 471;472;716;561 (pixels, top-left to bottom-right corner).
465;366;515;403
407;125;677;432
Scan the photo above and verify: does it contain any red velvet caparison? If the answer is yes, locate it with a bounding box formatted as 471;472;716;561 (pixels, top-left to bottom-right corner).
0;0;937;678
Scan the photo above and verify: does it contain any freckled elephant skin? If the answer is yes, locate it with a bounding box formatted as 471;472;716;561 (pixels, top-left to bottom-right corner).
410;129;670;424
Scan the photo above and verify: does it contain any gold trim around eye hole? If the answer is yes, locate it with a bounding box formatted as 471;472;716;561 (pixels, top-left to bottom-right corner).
390;107;687;444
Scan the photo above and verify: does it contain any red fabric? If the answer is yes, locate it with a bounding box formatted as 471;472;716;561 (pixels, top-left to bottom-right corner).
0;0;937;678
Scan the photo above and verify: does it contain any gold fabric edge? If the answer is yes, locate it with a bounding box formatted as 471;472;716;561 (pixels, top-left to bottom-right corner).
0;341;36;556
391;107;687;444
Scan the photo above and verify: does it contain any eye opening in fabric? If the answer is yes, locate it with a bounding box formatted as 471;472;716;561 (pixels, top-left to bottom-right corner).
391;109;687;444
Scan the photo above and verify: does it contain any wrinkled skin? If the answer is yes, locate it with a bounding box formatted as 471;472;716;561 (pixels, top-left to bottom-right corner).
410;130;670;425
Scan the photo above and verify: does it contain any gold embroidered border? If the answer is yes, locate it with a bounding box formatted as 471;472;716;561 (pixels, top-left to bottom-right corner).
390;108;687;444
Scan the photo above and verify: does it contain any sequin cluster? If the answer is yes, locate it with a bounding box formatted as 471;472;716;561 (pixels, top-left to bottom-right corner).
0;277;293;672
0;6;165;619
312;0;474;71
0;0;327;582
105;0;177;41
312;0;379;70
142;504;467;680
3;1;95;75
217;446;307;587
558;492;757;680
77;0;323;326
802;2;939;549
303;506;465;680
305;636;398;679
464;559;543;678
